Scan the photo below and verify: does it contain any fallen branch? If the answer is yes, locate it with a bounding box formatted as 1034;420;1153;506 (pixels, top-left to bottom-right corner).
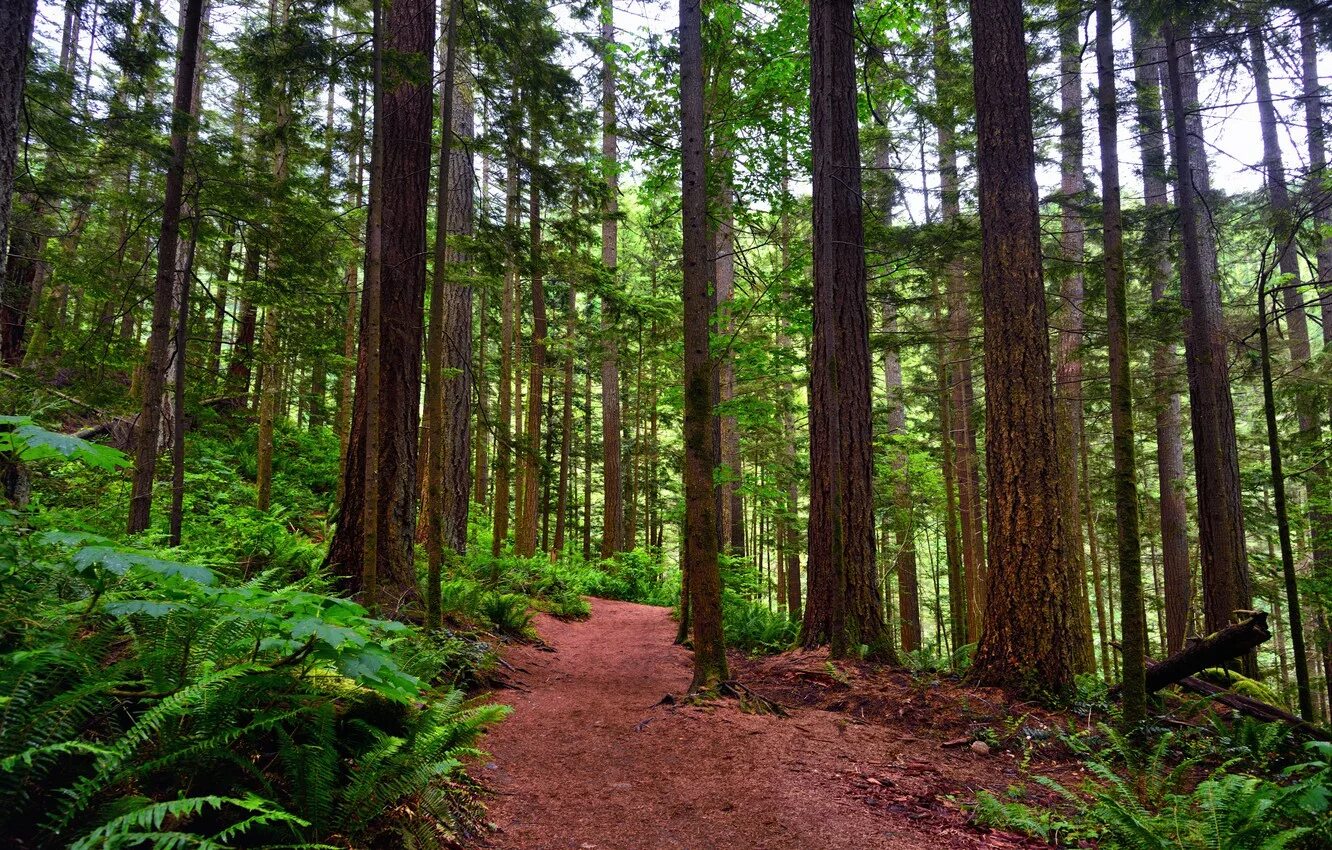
1143;612;1270;693
1173;672;1330;742
0;368;106;415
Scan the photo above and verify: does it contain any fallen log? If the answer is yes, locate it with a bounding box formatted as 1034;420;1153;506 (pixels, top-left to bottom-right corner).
1172;672;1330;742
1144;612;1269;693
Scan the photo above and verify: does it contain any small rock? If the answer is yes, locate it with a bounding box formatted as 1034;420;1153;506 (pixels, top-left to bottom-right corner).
970;741;991;756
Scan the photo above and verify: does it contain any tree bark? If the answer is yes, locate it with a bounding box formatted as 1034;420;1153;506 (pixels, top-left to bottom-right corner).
0;0;37;314
1259;265;1315;720
554;283;576;555
1130;18;1191;655
421;0;463;627
326;0;435;614
885;299;920;652
599;0;624;559
1163;25;1254;669
966;0;1077;695
1140;613;1270;693
516;118;546;558
1054;0;1094;673
1095;0;1145;725
932;1;985;645
1298;1;1332;713
491;147;519;556
127;0;207;534
802;0;889;660
679;0;727;691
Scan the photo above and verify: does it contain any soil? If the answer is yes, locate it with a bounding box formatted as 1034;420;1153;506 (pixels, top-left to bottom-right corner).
481;598;1087;849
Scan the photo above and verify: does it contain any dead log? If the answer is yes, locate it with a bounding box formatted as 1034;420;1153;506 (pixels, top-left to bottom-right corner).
1144;612;1270;693
1172;673;1330;742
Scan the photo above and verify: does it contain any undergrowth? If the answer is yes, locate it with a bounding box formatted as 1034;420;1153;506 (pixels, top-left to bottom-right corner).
971;721;1332;849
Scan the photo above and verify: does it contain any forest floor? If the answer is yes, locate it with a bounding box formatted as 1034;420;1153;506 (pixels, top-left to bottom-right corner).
480;598;1087;849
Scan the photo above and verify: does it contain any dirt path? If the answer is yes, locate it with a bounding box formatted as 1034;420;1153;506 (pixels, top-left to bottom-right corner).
482;598;1036;849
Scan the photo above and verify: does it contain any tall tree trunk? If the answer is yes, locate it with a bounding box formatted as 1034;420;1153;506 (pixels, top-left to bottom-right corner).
778;194;802;621
1259;267;1316;720
516;119;546;558
1130;18;1191;654
0;0;37;333
803;0;889;660
1095;0;1145;725
932;1;985;645
1302;6;1332;378
715;177;742;554
440;53;474;557
1250;25;1315;719
679;0;727;691
127;0;206;534
336;82;365;504
554;284;576;555
255;306;279;510
966;0;1076;695
1299;0;1332;711
256;0;288;516
885;299;920;652
326;0;435;614
167;227;196;546
491;148;519;556
599;0;624;559
1055;0;1094;673
1163;25;1254;669
934;279;965;653
421;0;463;628
582;357;593;562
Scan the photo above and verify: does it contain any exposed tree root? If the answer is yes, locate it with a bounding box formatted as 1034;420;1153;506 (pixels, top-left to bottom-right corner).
682;680;787;716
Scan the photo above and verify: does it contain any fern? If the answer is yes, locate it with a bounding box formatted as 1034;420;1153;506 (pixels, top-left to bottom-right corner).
67;794;306;850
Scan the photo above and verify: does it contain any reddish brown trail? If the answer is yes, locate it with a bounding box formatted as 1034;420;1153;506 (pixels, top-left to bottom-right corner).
481;598;1042;850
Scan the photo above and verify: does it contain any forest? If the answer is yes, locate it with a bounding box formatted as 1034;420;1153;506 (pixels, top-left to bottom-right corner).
3;0;1332;846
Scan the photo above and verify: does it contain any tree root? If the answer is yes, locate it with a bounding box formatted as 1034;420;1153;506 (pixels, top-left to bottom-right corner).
682;680;787;716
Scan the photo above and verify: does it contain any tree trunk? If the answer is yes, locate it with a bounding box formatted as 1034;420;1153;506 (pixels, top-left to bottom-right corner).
1095;0;1145;725
326;0;434;614
420;0;463;627
885;299;920;652
0;0;37;311
1055;0;1094;673
1253;23;1325;719
336;83;364;504
966;0;1076;695
491;148;519;556
715;177;742;555
934;279;965;653
554;283;576;555
255;306;279;510
1298;1;1332;712
1163;25;1254;669
933;0;985;645
1259;266;1315;720
516;119;546;558
679;0;727;691
777;193;802;621
598;0;624;560
802;0;889;660
440;59;474;557
1130;18;1192;655
126;0;206;534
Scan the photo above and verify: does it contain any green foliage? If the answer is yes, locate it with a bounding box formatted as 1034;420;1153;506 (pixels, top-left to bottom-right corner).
0;427;508;850
478;592;536;638
721;588;798;654
0;416;131;471
972;725;1332;850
